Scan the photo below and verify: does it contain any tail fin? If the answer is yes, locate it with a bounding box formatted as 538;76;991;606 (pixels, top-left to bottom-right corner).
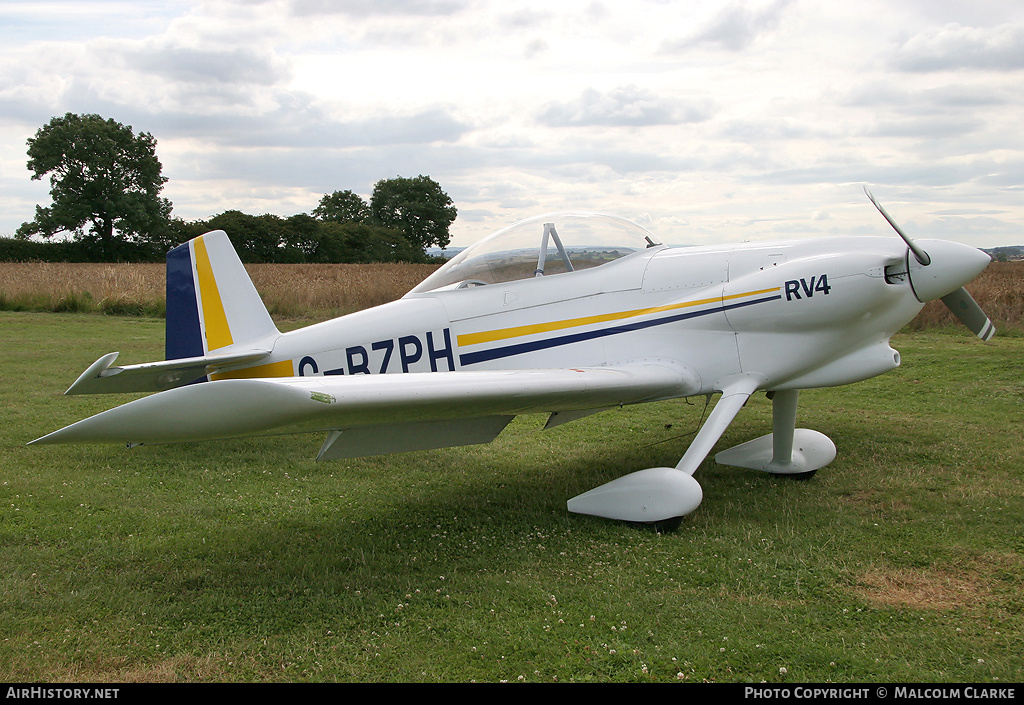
61;231;280;395
166;230;280;360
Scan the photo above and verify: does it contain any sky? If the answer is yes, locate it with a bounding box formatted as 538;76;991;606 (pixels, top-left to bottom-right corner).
1;0;1022;249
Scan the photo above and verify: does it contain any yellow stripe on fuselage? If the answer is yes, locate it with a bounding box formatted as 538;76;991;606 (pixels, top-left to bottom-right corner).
457;287;780;347
210;359;295;381
193;235;233;352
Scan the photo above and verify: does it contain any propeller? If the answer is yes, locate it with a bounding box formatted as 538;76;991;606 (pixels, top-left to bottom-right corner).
864;186;995;341
864;187;931;265
941;288;996;341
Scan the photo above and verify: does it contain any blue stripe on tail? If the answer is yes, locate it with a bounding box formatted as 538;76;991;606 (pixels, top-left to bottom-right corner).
165;241;204;361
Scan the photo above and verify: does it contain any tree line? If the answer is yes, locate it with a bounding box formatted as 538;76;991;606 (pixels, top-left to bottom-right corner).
3;113;457;263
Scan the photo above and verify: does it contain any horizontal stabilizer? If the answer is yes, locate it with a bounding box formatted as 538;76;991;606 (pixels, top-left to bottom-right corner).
64;350;272;395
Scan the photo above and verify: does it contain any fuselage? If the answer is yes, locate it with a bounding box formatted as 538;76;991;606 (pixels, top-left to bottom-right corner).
223;234;948;396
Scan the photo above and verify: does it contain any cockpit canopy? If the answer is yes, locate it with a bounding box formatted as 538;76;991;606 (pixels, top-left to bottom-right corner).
411;212;662;294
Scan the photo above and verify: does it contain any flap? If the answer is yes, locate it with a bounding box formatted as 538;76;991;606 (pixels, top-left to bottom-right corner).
316;416;516;459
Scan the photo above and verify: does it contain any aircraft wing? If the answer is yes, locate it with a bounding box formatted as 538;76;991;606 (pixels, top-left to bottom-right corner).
32;363;700;458
63;350;273;395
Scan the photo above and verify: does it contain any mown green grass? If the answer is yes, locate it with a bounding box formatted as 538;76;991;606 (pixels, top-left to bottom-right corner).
1;312;1022;682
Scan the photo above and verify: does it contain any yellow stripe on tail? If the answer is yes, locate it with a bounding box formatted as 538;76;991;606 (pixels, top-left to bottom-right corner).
193;235;234;352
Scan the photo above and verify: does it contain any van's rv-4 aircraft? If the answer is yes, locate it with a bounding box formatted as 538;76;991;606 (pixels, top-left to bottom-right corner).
31;189;995;527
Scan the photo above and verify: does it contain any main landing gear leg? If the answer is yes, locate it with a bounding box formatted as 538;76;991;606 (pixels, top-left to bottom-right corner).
714;389;836;477
566;376;762;527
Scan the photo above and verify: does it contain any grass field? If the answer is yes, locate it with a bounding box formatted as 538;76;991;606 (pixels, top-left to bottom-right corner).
0;261;442;318
1;311;1021;683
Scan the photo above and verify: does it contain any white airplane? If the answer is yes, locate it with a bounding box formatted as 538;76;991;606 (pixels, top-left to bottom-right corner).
31;189;995;526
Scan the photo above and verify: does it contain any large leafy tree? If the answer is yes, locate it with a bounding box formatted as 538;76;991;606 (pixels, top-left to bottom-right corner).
370;175;457;252
17;113;173;259
312;189;371;224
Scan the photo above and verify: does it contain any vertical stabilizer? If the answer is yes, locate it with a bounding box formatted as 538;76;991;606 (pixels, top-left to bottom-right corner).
165;231;280;360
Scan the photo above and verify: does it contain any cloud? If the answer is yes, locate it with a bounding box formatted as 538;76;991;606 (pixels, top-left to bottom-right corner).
0;30;294;123
120;43;290;87
892;23;1024;72
498;8;553;30
719;117;824;142
844;83;1012;112
865;115;986;141
2;0;1023;248
659;0;793;53
289;0;468;18
246;107;472;149
138;100;471;152
538;86;712;128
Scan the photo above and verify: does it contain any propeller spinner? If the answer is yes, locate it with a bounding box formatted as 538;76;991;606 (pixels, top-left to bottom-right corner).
864;187;995;341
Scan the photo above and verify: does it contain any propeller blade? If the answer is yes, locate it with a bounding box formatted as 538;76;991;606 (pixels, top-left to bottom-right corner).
940;287;996;341
864;186;931;266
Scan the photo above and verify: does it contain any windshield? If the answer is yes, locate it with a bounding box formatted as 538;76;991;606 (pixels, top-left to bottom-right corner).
411;212;661;293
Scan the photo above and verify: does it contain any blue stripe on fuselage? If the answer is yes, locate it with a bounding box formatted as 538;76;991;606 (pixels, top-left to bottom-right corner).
458;294;782;366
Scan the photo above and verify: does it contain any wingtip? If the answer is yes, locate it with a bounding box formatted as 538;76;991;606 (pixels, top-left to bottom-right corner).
27;432;57;446
27;424;79;446
64;352;121;396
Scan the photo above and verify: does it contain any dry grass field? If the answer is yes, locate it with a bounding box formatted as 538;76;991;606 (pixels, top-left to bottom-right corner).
0;261;442;318
0;259;1021;331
